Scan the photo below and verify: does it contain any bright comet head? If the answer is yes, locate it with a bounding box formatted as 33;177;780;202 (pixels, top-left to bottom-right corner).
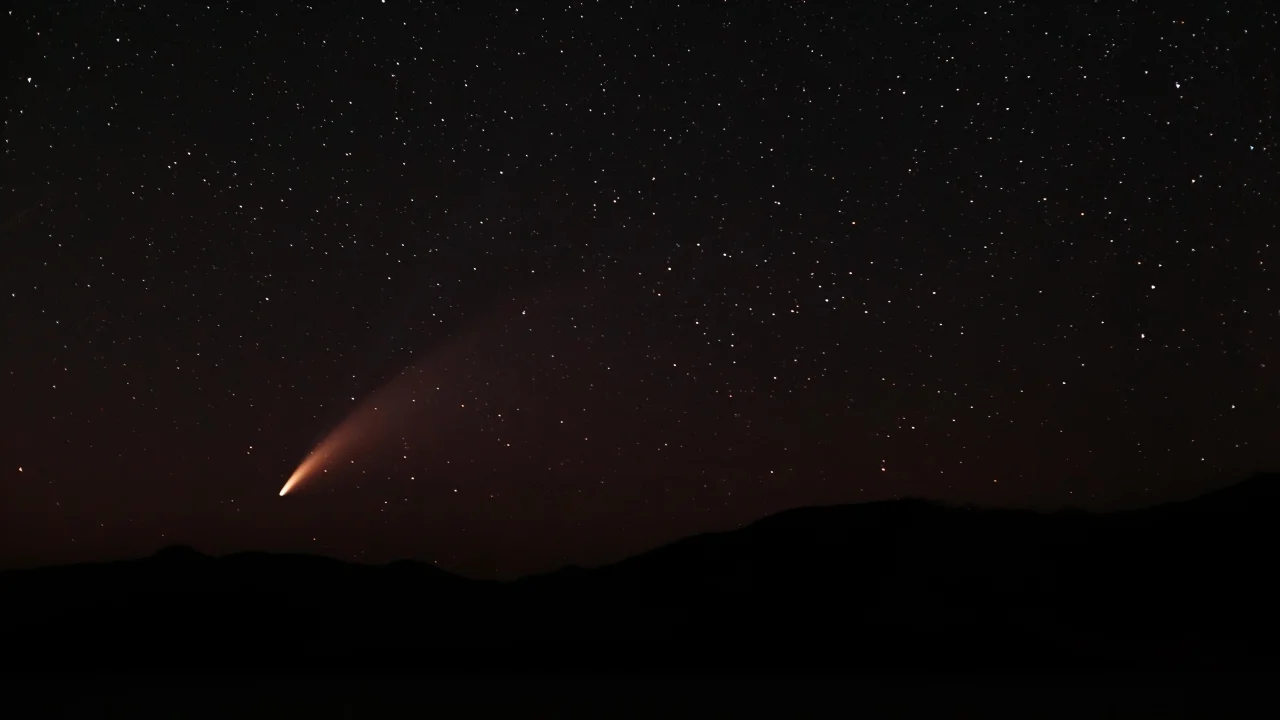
278;471;302;496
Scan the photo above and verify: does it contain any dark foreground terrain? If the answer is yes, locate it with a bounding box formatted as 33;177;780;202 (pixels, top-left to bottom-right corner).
4;473;1279;672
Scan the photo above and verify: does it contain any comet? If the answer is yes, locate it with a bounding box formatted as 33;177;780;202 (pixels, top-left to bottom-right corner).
276;396;377;497
276;353;447;497
276;411;372;497
276;290;564;497
279;446;330;496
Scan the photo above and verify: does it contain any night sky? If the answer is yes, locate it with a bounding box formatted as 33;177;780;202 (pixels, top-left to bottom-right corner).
4;1;1277;579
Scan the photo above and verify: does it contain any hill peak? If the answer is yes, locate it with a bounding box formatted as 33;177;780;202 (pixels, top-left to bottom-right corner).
151;545;206;561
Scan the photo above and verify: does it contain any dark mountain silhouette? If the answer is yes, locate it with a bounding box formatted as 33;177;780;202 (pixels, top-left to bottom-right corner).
4;473;1279;671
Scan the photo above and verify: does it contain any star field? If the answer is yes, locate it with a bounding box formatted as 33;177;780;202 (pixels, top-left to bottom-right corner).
3;1;1277;578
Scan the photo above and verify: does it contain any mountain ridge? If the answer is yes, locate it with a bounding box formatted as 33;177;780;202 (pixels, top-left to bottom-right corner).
3;472;1279;670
